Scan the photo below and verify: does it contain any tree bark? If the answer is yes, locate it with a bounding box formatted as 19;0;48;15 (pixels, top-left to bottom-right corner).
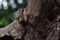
0;0;59;40
23;0;59;40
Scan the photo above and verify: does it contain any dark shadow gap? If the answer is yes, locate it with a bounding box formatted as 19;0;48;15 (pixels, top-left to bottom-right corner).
0;35;14;40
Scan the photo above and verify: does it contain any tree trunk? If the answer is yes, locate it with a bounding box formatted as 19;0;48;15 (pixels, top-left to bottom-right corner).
23;0;59;40
0;0;59;40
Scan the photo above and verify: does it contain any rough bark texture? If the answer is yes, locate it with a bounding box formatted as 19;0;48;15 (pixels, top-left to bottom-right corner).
0;20;25;40
23;0;60;40
0;0;60;40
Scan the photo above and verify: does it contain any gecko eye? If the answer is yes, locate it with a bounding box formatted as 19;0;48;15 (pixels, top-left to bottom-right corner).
0;0;27;28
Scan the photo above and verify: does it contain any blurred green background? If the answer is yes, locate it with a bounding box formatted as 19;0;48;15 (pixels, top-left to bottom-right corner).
0;0;27;28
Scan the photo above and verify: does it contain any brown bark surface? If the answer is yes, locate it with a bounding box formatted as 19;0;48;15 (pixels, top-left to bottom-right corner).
23;0;59;40
0;0;60;40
